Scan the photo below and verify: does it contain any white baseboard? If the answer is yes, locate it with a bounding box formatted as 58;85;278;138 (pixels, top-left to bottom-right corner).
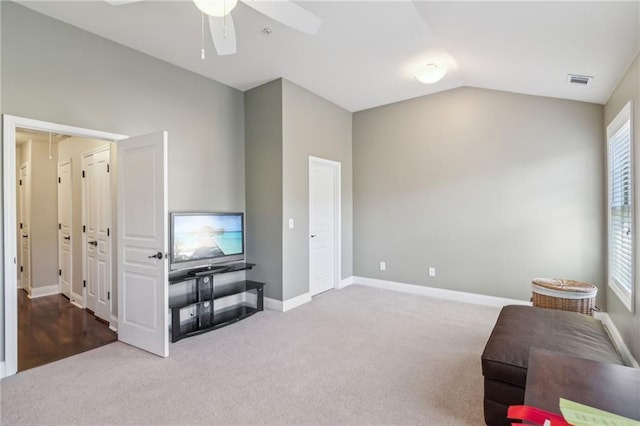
264;292;312;312
351;276;638;366
216;293;244;311
595;312;640;368
264;297;283;311
264;275;527;312
29;284;61;299
352;276;531;308
338;276;354;289
0;361;5;379
109;315;118;332
70;291;84;308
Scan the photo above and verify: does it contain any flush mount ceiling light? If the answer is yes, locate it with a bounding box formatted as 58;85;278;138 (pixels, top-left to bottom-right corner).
193;0;238;17
415;63;448;84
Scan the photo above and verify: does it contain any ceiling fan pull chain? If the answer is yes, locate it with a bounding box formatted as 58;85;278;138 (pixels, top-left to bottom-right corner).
201;12;205;59
223;9;228;39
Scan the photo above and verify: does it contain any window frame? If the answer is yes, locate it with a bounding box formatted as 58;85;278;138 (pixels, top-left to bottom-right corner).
607;100;635;313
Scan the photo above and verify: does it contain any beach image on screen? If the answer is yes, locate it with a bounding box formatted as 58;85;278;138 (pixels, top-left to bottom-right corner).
173;215;242;263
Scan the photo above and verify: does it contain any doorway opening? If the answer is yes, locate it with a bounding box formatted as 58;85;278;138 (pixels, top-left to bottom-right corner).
18;292;117;371
3;115;127;376
308;156;341;297
14;128;118;371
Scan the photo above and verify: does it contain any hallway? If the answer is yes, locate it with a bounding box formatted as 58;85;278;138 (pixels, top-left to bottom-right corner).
18;290;117;371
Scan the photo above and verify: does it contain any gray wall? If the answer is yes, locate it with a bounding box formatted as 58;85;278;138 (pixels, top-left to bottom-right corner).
1;2;245;363
245;79;353;302
604;52;640;362
282;79;353;300
245;80;284;300
27;140;59;290
1;2;245;214
353;87;605;303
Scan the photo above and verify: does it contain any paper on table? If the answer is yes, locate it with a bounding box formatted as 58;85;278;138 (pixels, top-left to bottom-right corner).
559;398;640;426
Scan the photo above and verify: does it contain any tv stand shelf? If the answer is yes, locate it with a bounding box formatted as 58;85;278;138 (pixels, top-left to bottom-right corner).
168;263;264;342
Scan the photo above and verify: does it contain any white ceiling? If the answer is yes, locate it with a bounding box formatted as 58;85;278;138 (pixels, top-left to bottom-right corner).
14;0;640;112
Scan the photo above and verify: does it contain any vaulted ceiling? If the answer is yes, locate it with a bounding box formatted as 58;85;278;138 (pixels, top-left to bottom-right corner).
15;1;640;112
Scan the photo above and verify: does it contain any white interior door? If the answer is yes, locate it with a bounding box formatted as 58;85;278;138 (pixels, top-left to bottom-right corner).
83;148;111;322
58;161;73;298
118;131;168;357
19;162;31;293
309;157;340;296
83;153;96;312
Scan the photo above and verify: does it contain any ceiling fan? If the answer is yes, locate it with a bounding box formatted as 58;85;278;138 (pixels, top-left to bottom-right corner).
106;0;322;56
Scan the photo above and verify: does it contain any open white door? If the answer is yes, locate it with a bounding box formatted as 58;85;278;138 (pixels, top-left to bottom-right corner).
117;131;168;357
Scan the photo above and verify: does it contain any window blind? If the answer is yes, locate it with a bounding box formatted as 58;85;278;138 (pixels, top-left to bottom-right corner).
607;101;634;312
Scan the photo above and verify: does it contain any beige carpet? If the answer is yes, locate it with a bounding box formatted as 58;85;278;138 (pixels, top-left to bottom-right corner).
0;285;500;425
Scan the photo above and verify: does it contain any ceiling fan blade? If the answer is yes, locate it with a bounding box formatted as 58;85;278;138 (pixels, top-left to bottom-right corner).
240;0;321;35
209;15;237;56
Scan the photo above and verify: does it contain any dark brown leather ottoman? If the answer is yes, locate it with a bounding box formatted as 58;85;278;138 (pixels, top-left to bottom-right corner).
481;305;624;426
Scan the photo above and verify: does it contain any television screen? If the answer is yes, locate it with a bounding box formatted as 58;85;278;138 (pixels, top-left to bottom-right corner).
170;212;244;271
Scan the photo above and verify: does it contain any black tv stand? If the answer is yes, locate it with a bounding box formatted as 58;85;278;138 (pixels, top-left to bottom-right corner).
190;266;230;276
168;263;264;342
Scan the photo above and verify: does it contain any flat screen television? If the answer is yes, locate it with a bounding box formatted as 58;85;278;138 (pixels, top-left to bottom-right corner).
169;212;245;271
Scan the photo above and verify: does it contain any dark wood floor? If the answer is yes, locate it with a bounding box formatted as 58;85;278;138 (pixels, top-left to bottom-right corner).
18;290;117;371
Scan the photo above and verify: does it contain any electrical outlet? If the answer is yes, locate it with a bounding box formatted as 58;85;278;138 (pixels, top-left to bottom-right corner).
380;261;386;271
428;267;436;277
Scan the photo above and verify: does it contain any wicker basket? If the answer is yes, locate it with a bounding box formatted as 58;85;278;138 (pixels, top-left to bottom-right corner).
531;278;597;316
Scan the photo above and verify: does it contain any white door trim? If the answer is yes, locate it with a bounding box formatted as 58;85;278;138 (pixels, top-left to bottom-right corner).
308;156;341;296
80;146;111;309
81;146;112;322
2;114;126;378
18;161;31;295
58;160;73;299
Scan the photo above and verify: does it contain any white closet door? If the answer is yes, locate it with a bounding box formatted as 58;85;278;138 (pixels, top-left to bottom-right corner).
58;160;73;298
19;162;31;292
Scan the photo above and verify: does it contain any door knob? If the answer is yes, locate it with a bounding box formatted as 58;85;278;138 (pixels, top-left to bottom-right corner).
64;236;71;241
22;235;28;238
88;240;98;246
148;252;163;259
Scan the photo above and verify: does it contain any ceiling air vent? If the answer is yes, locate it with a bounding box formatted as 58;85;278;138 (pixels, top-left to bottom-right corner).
567;74;593;86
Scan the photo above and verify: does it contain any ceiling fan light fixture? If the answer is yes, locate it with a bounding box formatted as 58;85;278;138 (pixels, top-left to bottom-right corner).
415;63;447;84
194;0;238;17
